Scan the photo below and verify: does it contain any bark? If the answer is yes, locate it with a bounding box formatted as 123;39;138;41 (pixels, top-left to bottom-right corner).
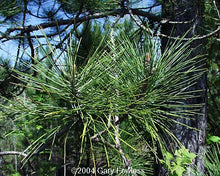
157;0;207;175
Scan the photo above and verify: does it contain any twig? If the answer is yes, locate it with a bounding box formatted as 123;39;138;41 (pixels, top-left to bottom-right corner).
1;20;74;43
1;6;217;43
92;135;116;149
160;17;196;25
26;31;36;76
113;114;133;176
14;0;27;69
110;17;133;175
14;37;22;69
0;8;160;40
153;17;192;36
157;26;220;41
213;0;220;19
128;6;153;36
0;151;27;157
90;114;129;142
90;129;108;141
27;6;62;19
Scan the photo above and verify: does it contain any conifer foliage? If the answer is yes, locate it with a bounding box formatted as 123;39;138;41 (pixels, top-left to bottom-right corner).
0;30;205;175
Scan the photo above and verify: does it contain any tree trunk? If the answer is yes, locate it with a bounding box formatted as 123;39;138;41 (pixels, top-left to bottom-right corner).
158;0;207;175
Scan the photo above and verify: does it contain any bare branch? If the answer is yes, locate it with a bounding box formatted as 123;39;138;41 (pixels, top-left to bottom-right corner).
160;17;196;24
27;6;62;19
157;26;220;41
0;8;160;40
91;135;116;149
91;129;108;141
113;114;133;176
0;3;218;43
213;0;220;19
128;7;153;36
110;18;133;174
0;151;27;157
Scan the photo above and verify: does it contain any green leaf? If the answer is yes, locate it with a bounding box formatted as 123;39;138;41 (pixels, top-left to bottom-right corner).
186;152;196;160
165;151;174;161
208;136;220;144
174;165;186;176
36;125;43;130
12;173;21;176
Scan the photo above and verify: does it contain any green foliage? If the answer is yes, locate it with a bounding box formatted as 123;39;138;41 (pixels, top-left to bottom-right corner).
0;58;27;98
161;147;196;176
0;156;22;176
207;135;220;144
74;21;106;66
192;143;220;176
204;144;220;176
58;0;119;14
0;0;215;174
0;0;22;23
101;120;155;175
0;30;205;174
12;173;21;176
205;0;220;136
34;160;58;176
